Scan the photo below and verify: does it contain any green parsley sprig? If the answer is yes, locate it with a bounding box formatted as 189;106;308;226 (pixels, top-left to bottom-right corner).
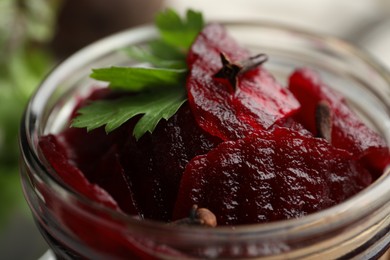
71;9;204;139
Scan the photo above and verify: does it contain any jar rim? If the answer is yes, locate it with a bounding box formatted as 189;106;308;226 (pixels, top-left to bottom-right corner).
20;20;390;241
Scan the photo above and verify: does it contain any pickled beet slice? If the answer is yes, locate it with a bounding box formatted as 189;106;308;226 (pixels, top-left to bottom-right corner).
173;128;371;225
93;145;139;214
37;90;167;258
55;89;139;214
45;86;221;222
35;152;172;260
119;103;221;221
39;134;120;210
60;88;135;177
289;68;390;177
186;23;300;140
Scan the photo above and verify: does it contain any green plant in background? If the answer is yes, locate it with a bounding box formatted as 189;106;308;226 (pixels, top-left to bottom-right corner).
0;0;61;224
0;0;163;226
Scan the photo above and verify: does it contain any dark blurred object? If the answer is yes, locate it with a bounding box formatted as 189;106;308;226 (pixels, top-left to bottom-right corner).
51;0;163;59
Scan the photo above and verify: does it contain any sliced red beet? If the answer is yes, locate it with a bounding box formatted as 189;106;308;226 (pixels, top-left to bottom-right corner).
38;92;167;257
93;145;138;214
119;103;221;221
173;127;371;225
35;150;171;259
47;86;221;222
186;23;300;140
56;90;139;214
61;88;136;177
289;68;390;178
39;134;120;210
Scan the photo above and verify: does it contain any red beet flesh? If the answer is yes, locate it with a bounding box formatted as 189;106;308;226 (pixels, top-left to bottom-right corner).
173;127;372;225
289;68;390;178
39;90;221;221
38;24;388;230
186;24;300;140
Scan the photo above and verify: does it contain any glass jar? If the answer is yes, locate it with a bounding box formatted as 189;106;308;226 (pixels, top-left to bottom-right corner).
19;22;390;259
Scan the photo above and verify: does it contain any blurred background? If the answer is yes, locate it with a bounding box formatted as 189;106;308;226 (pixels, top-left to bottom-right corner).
0;0;389;259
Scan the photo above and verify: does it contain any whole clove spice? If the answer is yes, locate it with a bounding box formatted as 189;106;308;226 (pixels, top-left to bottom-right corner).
213;52;268;89
315;100;332;142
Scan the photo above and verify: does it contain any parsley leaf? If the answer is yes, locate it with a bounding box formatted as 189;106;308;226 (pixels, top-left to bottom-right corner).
91;67;186;91
155;9;204;49
149;40;186;60
73;9;205;138
72;87;187;140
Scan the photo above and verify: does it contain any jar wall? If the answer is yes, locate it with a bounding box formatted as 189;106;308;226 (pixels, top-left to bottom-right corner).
19;22;390;259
